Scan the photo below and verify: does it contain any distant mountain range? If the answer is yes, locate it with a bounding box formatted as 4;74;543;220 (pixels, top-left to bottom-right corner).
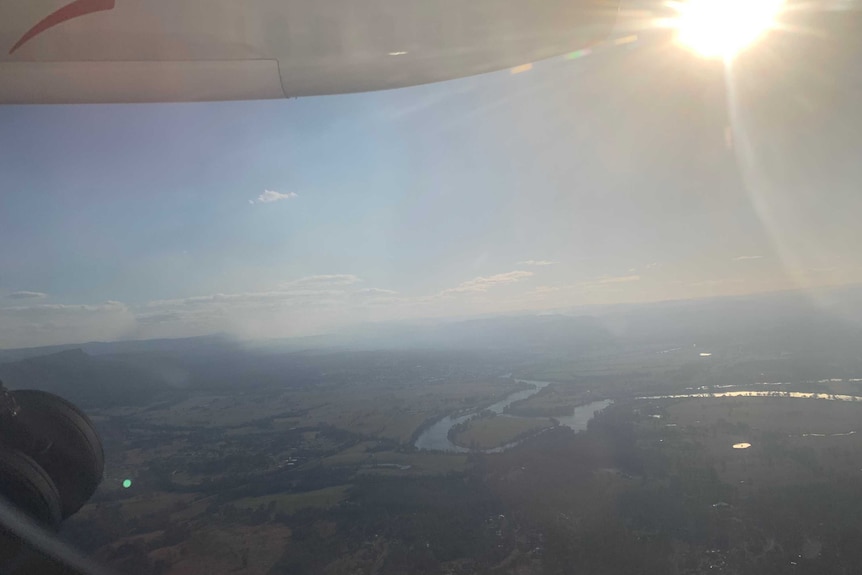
2;286;861;408
300;314;617;352
0;334;235;364
5;286;862;361
274;285;862;353
0;348;168;408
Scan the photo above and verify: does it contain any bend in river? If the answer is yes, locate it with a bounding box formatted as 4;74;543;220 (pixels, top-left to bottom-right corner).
414;379;611;453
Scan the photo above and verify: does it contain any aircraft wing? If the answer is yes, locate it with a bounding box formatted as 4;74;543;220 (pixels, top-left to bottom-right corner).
0;0;618;104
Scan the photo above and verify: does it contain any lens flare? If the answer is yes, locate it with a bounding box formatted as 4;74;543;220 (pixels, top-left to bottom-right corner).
673;0;784;59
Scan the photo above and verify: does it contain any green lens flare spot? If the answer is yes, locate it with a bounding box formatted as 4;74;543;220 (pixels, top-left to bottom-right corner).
565;49;590;60
122;479;132;489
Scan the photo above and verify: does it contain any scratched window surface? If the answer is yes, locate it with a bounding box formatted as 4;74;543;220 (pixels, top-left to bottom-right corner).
2;3;862;574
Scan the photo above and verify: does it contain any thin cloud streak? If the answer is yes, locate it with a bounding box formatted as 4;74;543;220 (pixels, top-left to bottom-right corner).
6;291;48;300
354;288;399;297
440;271;533;295
517;260;558;266
281;275;362;289
597;275;641;284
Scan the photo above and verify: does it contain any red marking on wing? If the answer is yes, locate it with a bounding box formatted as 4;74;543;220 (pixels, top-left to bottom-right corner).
9;0;116;55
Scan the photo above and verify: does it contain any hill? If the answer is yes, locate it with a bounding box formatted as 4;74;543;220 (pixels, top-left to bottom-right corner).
0;349;167;408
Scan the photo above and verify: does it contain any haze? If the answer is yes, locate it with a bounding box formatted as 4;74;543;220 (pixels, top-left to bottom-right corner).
2;19;862;349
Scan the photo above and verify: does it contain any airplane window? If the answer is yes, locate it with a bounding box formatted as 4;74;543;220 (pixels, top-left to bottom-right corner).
2;1;862;574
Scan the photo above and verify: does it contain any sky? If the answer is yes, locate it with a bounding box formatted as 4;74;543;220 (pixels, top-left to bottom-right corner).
2;13;862;348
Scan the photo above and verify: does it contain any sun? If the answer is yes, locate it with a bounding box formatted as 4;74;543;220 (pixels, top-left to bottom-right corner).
672;0;785;59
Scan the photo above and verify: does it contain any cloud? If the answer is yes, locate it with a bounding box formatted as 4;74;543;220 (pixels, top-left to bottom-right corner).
0;277;401;347
351;288;401;307
688;279;745;287
517;260;557;266
597;275;640;284
0;301;135;348
2;301;127;314
531;285;562;295
252;190;298;204
135;311;190;325
6;291;47;300
574;274;641;292
354;288;399;297
441;270;533;295
137;281;406;341
281;275;362;289
146;289;347;309
733;255;764;261
143;280;385;318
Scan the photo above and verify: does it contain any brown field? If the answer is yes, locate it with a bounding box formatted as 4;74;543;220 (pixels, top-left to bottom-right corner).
152;523;293;575
234;485;350;514
322;444;470;475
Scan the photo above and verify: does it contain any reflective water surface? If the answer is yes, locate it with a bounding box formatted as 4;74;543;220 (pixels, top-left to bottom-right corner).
640;391;862;402
414;380;610;453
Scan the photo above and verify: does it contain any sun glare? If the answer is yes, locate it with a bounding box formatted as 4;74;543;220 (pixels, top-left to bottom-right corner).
673;0;784;59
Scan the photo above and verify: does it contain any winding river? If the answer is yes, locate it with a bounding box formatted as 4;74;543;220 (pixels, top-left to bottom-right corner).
414;380;612;453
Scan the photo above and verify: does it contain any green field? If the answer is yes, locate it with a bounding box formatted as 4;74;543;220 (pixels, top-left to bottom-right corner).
453;415;554;450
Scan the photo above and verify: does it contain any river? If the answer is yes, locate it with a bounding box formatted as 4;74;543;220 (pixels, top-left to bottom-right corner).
414;380;611;453
639;391;862;402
